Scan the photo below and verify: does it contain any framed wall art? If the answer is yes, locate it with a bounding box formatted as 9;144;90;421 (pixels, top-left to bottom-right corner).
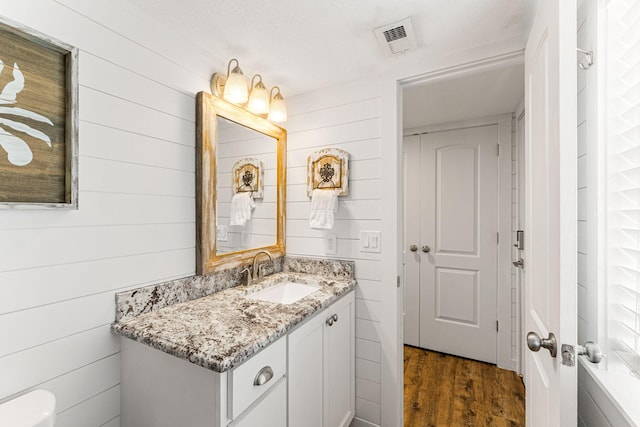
0;17;78;209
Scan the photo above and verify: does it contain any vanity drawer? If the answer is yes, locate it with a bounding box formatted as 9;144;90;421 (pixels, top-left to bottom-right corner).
228;336;286;419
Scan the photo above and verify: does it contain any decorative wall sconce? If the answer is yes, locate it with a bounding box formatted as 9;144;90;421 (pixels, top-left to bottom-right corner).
211;58;288;123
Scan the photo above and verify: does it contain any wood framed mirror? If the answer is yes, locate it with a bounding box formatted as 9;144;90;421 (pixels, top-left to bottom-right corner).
196;91;286;275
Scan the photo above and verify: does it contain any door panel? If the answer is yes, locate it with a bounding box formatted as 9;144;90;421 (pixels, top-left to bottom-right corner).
436;145;478;254
435;267;478;325
524;0;577;425
419;125;499;364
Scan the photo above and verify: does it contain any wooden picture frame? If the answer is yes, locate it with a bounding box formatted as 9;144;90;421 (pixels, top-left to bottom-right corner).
0;17;79;209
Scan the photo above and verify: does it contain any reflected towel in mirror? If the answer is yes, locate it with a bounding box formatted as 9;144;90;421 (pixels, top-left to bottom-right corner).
230;192;255;226
309;189;338;230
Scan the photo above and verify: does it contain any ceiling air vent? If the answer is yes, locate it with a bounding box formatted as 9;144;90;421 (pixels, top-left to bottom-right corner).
374;17;417;56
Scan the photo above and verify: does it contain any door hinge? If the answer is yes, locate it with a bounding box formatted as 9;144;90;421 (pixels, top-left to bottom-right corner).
496;320;499;332
497;232;499;244
496;144;500;156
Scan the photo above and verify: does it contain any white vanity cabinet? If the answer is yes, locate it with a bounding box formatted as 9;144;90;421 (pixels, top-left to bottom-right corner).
120;336;287;427
288;291;355;427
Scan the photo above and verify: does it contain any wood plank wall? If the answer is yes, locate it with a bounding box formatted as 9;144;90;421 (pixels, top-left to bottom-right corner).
0;2;386;427
0;0;223;425
286;78;383;426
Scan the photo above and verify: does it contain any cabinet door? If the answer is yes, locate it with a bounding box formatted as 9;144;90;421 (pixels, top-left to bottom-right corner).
232;378;286;427
324;292;355;427
288;309;325;427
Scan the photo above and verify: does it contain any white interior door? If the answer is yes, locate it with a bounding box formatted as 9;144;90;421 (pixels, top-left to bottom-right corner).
419;125;499;364
403;135;421;347
524;0;577;425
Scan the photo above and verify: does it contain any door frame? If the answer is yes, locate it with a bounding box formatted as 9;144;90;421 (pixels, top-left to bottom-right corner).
379;49;525;426
404;114;516;371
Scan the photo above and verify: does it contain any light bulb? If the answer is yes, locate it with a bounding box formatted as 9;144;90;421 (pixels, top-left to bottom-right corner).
223;60;248;104
248;75;270;115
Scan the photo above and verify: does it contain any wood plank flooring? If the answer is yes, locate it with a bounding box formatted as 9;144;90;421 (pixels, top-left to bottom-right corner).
404;346;525;427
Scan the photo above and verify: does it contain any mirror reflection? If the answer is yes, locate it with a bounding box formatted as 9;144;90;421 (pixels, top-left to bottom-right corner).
196;91;285;275
215;116;278;254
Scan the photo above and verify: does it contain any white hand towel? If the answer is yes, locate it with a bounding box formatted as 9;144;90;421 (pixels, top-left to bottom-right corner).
230;192;255;226
309;189;338;230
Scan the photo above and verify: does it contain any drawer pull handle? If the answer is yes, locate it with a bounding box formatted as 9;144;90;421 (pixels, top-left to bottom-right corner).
326;313;339;327
253;366;274;386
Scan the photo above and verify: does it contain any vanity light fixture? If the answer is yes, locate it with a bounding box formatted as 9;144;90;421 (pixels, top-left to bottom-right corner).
268;86;287;123
210;59;288;123
247;74;270;115
223;59;248;104
210;58;249;105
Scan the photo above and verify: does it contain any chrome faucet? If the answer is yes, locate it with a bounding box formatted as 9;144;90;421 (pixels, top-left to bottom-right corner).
252;250;273;281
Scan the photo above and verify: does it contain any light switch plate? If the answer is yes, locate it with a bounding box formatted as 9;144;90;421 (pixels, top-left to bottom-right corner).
216;225;228;241
324;233;337;255
360;231;381;253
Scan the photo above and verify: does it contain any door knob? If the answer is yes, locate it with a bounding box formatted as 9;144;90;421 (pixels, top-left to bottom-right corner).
527;331;557;357
578;341;604;364
409;245;418;252
421;245;431;253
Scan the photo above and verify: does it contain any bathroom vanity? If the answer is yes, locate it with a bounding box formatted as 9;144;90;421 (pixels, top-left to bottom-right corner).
112;90;355;426
113;266;355;427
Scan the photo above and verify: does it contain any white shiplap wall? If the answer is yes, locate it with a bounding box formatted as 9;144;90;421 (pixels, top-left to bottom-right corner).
285;78;383;426
0;1;220;425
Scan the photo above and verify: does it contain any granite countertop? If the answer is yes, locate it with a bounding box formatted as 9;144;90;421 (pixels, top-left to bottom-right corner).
111;272;355;373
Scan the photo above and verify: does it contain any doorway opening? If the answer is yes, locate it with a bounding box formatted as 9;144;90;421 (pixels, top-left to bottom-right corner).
400;61;526;420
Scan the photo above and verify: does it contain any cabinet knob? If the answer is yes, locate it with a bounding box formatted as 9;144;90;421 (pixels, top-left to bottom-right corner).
332;314;338;323
253;366;274;386
326;317;334;326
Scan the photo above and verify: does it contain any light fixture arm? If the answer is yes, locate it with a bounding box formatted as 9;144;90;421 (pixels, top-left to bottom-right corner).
270;86;282;101
251;74;264;88
227;58;241;76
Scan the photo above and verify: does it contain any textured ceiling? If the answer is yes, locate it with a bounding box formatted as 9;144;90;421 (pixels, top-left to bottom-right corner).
125;0;536;96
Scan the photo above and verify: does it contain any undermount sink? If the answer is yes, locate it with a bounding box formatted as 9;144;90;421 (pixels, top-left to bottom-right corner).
246;281;321;305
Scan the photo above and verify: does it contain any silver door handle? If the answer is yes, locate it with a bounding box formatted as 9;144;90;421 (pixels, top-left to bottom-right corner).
578;341;604;364
409;245;418;252
513;258;524;268
421;245;431;253
527;331;557;357
253;366;274;386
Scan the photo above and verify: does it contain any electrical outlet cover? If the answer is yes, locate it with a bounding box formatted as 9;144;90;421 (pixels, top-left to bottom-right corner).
324;233;337;255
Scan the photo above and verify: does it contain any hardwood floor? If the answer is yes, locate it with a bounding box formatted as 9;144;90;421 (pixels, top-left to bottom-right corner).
404;346;525;427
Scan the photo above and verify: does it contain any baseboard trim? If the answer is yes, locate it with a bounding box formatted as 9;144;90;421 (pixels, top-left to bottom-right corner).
350;416;380;427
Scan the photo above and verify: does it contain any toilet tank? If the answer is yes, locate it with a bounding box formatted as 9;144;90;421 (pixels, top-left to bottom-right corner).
0;389;56;427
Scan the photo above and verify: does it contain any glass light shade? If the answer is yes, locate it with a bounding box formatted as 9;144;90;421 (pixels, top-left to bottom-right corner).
248;81;270;115
223;66;248;104
269;93;287;123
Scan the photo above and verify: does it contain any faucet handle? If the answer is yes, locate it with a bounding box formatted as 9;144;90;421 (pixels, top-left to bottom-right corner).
240;266;252;286
258;264;267;280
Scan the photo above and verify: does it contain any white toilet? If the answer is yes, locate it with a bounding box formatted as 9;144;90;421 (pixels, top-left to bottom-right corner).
0;390;56;427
